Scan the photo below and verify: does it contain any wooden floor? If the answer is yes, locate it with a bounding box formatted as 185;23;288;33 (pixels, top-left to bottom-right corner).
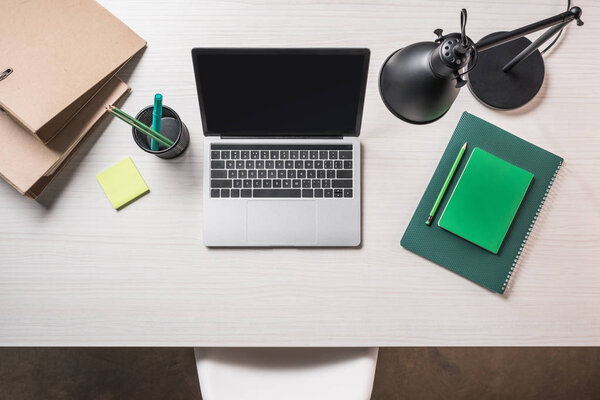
1;348;599;399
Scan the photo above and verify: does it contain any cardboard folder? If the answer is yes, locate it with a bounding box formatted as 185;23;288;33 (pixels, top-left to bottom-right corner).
0;78;130;198
0;0;146;143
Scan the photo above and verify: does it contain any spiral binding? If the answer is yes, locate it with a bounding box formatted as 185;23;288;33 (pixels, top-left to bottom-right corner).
502;160;563;293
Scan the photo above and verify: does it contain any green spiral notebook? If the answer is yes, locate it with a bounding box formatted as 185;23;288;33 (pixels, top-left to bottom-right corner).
401;112;563;294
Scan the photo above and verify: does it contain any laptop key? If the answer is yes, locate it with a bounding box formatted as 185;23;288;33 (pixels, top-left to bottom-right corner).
253;189;301;198
226;160;235;169
319;151;328;159
233;179;242;188
246;160;255;169
221;151;230;159
322;179;331;188
344;160;352;169
332;180;352;188
273;179;282;188
285;160;293;169
324;189;333;197
294;160;303;169
263;179;272;188
287;170;296;178
228;170;237;179
317;170;325;179
329;151;338;159
334;161;343;169
211;180;232;188
300;151;308;159
277;170;286;178
310;151;318;159
211;170;227;178
258;170;267;179
231;151;240;159
241;189;252;198
334;189;343;198
312;179;320;188
305;160;313;169
260;150;269;159
241;150;249;159
298;170;306;178
211;189;220;198
302;179;311;188
221;189;230;197
344;189;353;198
253;180;262;188
211;161;225;169
307;170;316;178
238;170;247;178
256;160;264;169
268;170;276;179
327;170;335;178
251;151;259;159
283;179;291;188
270;151;279;159
236;161;244;169
315;160;323;169
290;151;299;159
243;179;252;188
339;151;352;159
275;160;284;169
211;151;220;159
324;161;333;169
292;179;301;188
302;189;314;197
314;189;324;197
280;151;289;159
266;160;274;169
248;170;257;179
337;170;352;179
231;189;240;198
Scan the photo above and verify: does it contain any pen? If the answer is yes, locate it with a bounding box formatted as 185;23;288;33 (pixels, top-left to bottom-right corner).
150;93;163;151
426;142;467;225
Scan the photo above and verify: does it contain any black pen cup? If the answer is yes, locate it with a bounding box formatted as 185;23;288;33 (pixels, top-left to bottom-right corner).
132;105;190;159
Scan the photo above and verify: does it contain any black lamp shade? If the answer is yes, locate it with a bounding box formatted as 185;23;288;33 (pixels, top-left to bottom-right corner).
379;42;460;124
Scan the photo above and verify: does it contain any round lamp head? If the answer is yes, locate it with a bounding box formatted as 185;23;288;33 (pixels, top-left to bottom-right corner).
379;40;462;124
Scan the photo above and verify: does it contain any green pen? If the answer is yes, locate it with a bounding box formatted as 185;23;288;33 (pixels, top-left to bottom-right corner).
426;142;467;225
150;93;163;151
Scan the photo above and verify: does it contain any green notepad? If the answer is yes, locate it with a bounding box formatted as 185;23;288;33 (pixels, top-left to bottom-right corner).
438;148;534;254
401;112;563;294
97;157;149;210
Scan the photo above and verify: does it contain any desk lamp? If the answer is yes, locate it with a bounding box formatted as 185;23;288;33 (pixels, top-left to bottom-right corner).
379;5;584;124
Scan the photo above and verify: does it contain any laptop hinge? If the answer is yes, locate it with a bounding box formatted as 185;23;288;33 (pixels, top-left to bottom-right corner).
221;135;344;140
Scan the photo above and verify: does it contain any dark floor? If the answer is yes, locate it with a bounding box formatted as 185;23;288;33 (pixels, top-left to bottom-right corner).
0;348;599;400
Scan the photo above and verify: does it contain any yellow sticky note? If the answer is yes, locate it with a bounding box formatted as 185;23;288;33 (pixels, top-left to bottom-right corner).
96;157;149;210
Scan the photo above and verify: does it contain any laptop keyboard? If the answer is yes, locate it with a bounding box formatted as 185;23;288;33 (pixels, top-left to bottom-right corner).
210;144;354;199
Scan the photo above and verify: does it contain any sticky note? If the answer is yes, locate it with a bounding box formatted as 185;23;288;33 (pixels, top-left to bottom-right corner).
96;157;149;210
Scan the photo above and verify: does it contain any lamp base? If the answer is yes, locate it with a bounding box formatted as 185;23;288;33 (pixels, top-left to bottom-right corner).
468;32;545;110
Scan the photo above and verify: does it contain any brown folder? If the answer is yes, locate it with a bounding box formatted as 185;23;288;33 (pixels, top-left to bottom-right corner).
0;0;146;143
0;78;130;197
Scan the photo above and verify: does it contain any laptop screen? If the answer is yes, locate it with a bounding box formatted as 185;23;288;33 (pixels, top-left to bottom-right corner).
192;49;369;136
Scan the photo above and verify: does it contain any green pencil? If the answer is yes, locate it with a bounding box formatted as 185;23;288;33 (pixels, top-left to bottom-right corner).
426;142;467;226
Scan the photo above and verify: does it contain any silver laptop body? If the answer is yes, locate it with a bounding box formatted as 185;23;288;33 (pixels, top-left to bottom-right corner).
192;48;370;247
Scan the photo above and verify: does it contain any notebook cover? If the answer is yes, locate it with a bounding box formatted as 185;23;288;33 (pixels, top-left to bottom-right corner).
438;148;534;254
0;78;130;196
0;0;145;143
401;112;563;294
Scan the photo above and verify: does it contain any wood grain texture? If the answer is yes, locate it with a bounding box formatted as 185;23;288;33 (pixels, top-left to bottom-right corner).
0;0;598;346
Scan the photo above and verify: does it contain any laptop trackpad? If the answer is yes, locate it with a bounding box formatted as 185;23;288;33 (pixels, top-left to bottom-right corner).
247;201;317;245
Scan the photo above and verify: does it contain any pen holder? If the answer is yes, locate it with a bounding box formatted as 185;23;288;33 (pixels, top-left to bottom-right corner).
132;105;190;159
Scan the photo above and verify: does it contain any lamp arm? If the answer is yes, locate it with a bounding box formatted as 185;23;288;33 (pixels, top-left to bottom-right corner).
475;6;583;52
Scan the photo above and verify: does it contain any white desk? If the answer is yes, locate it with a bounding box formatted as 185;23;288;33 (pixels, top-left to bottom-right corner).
1;0;599;346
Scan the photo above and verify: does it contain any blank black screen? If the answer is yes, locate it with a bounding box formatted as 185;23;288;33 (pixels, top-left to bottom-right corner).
193;51;368;135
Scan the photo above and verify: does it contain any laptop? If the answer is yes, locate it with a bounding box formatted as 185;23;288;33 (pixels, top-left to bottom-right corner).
192;48;370;247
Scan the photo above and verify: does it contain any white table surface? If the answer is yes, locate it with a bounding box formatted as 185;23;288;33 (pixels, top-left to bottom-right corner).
1;0;599;346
